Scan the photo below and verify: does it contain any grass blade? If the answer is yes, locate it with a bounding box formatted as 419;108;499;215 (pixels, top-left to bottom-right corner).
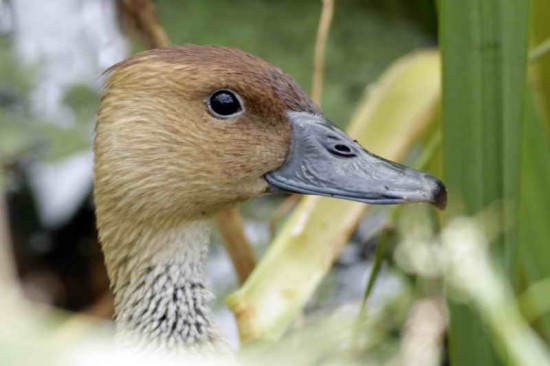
530;0;550;131
439;0;530;364
518;90;550;339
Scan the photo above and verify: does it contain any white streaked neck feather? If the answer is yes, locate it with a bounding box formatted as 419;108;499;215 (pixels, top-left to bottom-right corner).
101;219;220;351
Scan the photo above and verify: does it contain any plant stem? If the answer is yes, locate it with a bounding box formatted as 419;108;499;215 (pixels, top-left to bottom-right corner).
215;208;257;285
311;0;335;106
119;0;170;48
351;227;391;348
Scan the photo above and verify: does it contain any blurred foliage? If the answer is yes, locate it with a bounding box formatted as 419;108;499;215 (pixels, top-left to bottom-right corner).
361;0;438;34
0;43;95;162
0;39;32;104
0;38;32;160
530;0;550;131
152;0;434;126
519;90;550;340
439;0;550;365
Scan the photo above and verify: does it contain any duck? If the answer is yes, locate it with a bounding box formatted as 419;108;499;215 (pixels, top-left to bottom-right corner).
94;45;446;352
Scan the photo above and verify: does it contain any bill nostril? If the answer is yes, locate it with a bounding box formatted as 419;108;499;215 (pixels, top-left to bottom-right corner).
334;144;351;153
328;143;356;158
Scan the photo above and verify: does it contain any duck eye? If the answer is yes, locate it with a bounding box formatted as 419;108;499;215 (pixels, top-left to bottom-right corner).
207;89;243;118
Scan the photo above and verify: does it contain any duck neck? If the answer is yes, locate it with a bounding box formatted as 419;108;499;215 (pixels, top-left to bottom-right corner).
100;219;218;349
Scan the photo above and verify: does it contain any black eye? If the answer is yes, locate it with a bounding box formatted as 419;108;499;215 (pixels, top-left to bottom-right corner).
207;89;243;118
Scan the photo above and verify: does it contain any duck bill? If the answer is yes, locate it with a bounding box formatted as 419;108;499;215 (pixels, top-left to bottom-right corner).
265;112;447;209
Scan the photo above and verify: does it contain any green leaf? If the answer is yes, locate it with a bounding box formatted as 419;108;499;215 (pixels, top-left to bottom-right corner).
439;0;530;364
519;90;550;339
530;0;550;133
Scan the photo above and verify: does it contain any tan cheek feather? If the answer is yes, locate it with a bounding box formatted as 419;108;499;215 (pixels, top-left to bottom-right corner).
95;79;291;226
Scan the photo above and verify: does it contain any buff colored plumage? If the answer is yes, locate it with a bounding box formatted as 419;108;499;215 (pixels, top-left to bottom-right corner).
94;44;446;353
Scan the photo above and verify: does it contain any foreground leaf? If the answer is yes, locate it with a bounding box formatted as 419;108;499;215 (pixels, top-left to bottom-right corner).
440;0;530;364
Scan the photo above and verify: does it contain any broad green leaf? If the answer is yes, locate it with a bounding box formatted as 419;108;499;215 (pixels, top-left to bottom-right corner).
530;0;550;133
440;0;530;364
519;91;550;339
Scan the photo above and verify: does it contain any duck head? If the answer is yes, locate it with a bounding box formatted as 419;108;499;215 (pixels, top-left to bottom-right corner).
95;45;445;227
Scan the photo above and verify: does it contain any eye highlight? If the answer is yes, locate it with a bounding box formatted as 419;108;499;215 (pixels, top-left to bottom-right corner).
207;89;243;118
